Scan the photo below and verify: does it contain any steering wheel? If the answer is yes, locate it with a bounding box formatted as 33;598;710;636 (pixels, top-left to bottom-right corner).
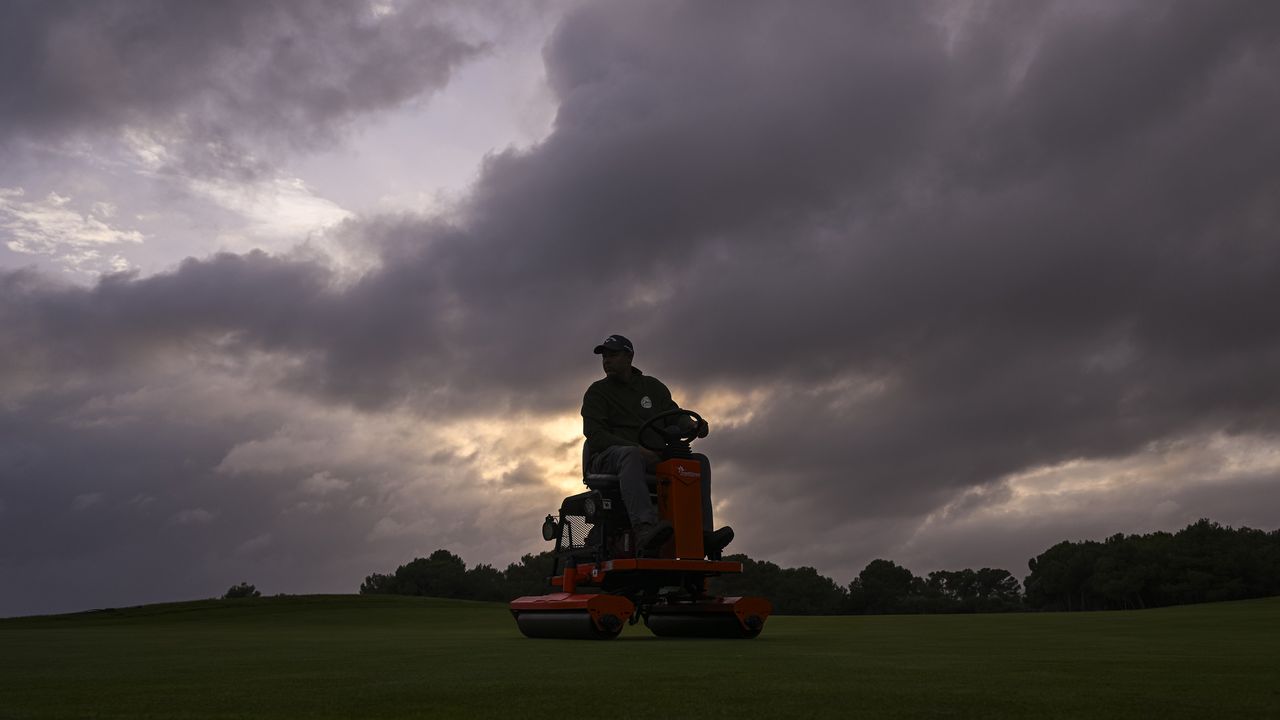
637;408;709;452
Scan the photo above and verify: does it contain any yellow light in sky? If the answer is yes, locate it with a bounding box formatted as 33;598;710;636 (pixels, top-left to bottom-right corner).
430;411;587;494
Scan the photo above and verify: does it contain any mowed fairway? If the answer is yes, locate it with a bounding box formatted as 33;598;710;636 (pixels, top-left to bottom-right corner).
2;595;1277;719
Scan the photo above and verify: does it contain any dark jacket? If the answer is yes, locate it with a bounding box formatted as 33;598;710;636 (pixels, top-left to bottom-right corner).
581;367;678;457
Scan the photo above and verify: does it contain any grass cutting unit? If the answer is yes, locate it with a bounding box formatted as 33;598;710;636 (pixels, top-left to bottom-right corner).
509;409;771;639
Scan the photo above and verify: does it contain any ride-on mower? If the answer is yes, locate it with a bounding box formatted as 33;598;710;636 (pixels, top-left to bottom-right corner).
509;409;771;639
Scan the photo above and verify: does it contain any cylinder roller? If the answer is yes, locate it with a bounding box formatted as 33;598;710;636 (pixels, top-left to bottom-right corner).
510;592;634;640
514;611;624;640
644;596;771;638
645;611;764;638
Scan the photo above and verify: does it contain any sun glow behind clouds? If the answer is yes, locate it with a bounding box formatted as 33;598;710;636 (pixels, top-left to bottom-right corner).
677;386;772;430
187;176;352;243
126;129;359;269
433;412;587;494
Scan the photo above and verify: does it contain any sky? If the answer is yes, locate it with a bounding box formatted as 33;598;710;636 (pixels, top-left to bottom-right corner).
2;0;1279;617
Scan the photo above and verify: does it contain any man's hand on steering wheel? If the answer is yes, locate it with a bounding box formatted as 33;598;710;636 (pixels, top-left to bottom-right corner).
673;414;709;438
637;409;708;453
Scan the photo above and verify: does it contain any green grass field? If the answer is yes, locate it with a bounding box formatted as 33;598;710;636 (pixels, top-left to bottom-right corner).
2;595;1277;719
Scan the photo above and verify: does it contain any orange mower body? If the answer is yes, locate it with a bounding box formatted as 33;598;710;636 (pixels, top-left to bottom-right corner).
510;436;772;640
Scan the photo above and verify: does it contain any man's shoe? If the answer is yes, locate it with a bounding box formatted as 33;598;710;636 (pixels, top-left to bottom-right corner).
634;520;673;553
704;526;734;560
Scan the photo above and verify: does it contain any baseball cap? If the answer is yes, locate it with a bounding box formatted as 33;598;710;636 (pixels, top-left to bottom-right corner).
593;334;634;354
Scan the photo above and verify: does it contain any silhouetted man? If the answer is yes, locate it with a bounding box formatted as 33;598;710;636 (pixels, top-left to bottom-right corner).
581;334;733;557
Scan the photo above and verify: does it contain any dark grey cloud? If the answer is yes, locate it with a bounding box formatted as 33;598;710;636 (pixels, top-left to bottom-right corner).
4;0;1280;613
0;0;481;174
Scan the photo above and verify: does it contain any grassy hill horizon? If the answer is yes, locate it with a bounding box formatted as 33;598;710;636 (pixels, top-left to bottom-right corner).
3;594;1278;718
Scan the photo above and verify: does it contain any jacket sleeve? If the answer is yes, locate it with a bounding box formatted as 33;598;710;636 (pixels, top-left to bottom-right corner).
582;387;638;454
653;378;702;435
653;378;678;413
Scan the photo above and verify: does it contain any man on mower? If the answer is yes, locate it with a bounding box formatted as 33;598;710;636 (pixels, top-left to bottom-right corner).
581;334;734;557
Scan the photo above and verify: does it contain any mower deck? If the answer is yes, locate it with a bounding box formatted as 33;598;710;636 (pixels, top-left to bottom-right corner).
510;593;770;640
549;557;744;588
511;558;771;639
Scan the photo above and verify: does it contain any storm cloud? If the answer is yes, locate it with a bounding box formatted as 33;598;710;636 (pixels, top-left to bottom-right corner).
3;0;1280;615
0;0;480;169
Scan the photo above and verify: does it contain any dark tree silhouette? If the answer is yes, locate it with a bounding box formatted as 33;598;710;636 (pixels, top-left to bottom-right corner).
223;582;261;599
711;555;849;615
920;568;1023;613
849;559;918;614
1024;520;1280;610
463;563;508;602
359;572;396;595
355;519;1274;614
360;549;558;600
501;552;557;597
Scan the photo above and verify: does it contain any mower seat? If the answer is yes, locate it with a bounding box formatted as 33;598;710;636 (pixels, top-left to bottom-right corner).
582;442;657;492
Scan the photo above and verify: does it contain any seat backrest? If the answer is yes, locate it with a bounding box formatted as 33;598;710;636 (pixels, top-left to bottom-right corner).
583;440;622;490
583;440;621;479
582;440;659;493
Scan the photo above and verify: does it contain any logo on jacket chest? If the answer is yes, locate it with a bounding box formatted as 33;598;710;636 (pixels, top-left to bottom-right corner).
640;396;652;409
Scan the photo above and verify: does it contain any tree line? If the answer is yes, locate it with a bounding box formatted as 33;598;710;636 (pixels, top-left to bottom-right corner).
359;549;553;602
1023;519;1280;611
358;519;1280;614
711;557;1025;615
